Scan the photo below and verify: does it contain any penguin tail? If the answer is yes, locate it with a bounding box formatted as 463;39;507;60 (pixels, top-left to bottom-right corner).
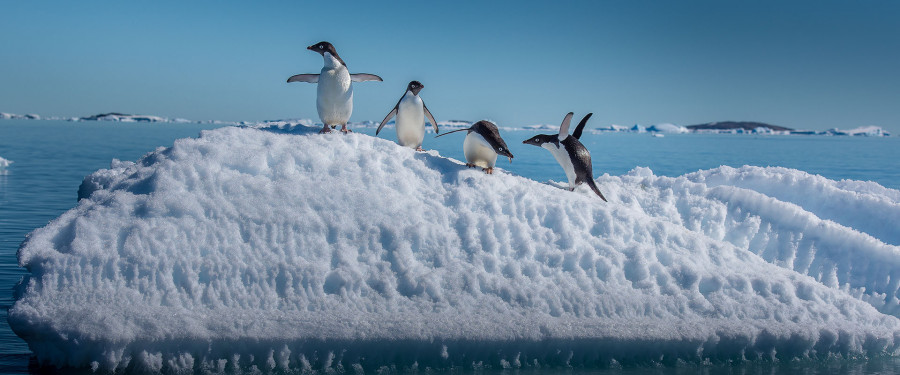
586;179;608;202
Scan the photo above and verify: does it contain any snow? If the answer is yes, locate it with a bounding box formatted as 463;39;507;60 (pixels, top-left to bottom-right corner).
10;125;900;372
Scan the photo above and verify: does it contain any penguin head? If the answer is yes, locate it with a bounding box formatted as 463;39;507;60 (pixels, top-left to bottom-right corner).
522;134;557;147
307;41;346;67
472;120;514;161
407;81;424;96
307;41;336;55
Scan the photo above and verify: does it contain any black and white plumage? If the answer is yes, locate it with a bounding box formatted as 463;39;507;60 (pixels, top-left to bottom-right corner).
287;41;382;133
435;120;514;174
523;112;607;201
376;81;438;151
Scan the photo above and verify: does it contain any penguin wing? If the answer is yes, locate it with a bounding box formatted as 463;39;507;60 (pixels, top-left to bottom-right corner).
287;74;319;83
350;73;383;82
434;127;471;138
558;112;574;141
376;107;397;135
423;102;439;133
572;113;593;140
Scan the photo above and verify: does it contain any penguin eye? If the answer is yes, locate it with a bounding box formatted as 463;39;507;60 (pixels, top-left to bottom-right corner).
319;45;324;49
499;147;504;151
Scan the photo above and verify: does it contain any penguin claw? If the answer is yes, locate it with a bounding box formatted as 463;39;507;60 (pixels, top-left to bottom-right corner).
465;163;476;168
319;126;332;134
484;168;493;174
415;146;424;152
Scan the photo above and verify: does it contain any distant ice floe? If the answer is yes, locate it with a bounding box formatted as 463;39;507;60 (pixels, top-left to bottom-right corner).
0;155;11;172
647;123;689;133
827;126;890;137
10;125;900;373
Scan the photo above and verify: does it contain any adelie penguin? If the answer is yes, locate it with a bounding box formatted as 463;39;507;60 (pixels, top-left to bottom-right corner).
523;112;608;201
376;81;438;151
287;41;382;133
435;120;513;174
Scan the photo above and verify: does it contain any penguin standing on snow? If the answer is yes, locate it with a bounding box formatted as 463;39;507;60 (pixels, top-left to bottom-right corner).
435;120;513;174
523;112;607;201
376;81;439;151
287;41;382;133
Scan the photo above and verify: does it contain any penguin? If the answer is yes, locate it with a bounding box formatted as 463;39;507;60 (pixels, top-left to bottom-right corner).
435;120;513;174
287;41;382;133
376;81;438;151
522;112;607;201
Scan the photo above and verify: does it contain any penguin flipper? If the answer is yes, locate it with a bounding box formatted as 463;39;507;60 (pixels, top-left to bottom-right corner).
573;113;593;140
350;73;383;82
558;112;574;141
376;107;397;135
423;103;439;133
434;127;470;138
287;74;319;83
586;178;608;202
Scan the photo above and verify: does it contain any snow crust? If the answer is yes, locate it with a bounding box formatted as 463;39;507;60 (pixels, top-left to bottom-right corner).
10;125;900;372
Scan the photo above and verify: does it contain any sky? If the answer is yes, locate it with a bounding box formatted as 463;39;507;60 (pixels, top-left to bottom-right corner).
1;1;898;132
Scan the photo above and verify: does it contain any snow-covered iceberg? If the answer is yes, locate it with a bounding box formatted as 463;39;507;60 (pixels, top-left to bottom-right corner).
11;125;900;372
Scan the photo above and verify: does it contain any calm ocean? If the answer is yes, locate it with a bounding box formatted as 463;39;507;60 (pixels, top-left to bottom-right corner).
1;119;898;374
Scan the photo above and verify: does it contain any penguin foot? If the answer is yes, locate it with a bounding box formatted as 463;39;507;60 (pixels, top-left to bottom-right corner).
340;124;352;133
415;146;424;152
483;168;494;174
319;125;332;134
568;187;575;192
465;163;476;168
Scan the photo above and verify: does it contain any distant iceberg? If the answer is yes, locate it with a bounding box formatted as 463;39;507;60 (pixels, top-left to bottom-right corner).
647;123;689;133
0;155;11;171
827;126;890;137
10;125;900;372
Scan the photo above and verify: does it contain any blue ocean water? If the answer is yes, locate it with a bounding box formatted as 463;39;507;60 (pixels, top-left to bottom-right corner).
1;119;899;374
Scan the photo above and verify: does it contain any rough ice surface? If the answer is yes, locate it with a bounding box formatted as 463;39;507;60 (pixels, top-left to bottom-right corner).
10;125;900;372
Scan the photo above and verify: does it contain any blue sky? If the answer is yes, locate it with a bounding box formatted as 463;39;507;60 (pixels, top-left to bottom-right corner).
1;1;898;132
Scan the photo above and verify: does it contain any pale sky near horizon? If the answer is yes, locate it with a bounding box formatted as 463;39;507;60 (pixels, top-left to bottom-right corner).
1;1;898;132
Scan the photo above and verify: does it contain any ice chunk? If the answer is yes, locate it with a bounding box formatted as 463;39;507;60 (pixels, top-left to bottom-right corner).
10;125;900;372
0;155;11;172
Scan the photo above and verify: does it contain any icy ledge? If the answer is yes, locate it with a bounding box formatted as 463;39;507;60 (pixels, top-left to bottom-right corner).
11;125;900;372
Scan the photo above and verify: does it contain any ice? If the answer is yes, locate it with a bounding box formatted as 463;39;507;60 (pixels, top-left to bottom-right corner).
828;126;890;137
647;123;689;133
10;125;900;372
0;155;11;171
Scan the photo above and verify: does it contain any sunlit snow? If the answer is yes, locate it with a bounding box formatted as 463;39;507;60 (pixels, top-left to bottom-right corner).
10;124;900;372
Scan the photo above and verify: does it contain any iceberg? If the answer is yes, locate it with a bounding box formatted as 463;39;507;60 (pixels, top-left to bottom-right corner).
0;155;11;171
647;123;689;134
10;125;900;372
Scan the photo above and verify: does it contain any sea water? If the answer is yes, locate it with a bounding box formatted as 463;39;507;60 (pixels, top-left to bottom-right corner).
1;119;899;374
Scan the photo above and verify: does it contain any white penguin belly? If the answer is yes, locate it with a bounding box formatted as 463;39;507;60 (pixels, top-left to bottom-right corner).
542;143;577;188
463;132;498;169
316;67;353;126
395;95;425;149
